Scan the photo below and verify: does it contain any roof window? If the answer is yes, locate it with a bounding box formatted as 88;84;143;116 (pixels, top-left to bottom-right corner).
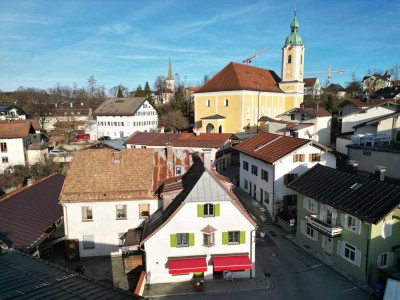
350;183;363;190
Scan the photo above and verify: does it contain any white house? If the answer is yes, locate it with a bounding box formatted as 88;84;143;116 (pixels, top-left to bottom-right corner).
0;120;48;174
303;78;321;98
335;99;398;155
138;157;257;284
234;133;336;219
125;131;237;172
59;148;181;258
270;106;332;147
0;105;26;120
94;97;158;139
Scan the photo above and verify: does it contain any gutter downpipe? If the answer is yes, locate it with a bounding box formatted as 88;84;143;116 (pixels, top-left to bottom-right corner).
257;91;261;133
365;222;371;284
250;227;257;278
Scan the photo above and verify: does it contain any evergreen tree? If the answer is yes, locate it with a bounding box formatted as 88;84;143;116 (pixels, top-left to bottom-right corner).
117;86;124;98
134;84;144;97
144;81;151;96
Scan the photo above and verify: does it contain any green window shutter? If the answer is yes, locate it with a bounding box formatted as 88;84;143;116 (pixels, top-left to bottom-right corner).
215;203;220;216
197;204;203;217
222;232;228;245
189;233;195;246
240;231;246;244
170;234;177;247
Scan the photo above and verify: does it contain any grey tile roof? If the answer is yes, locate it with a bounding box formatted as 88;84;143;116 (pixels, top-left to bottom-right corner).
93;97;149;116
0;249;140;299
288;164;400;224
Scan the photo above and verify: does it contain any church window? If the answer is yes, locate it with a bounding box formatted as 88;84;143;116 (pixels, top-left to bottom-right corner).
288;55;292;64
206;99;210;107
224;99;229;107
301;55;303;64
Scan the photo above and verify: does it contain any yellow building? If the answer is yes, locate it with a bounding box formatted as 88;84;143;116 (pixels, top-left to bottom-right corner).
194;13;305;134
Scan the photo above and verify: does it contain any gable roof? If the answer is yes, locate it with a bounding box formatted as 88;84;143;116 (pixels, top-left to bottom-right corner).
141;158;256;243
60;149;169;202
288;164;400;224
93;97;149;116
276;107;331;118
125;132;233;149
324;83;345;92
0;249;138;299
353;111;400;129
303;77;318;87
0;121;35;138
0;174;65;251
338;98;396;108
234;133;310;164
195;62;283;93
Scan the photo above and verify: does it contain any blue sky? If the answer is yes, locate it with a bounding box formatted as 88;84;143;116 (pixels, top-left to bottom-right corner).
0;0;399;92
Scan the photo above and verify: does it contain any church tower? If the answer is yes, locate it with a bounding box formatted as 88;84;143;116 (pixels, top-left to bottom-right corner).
279;11;305;107
166;57;174;93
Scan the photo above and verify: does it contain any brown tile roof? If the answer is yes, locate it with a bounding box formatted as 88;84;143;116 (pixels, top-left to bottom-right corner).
303;77;318;87
186;86;201;92
125;132;233;148
234;132;310;164
300;107;331;117
0;174;65;251
60;148;190;203
338;98;396;108
93;97;149;116
195;62;283;93
0;121;35;138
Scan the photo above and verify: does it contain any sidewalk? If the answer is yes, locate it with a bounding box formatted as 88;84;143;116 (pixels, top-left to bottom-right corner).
142;262;270;298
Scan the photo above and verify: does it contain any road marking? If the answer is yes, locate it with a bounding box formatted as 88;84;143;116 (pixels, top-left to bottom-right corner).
342;286;358;293
310;264;323;268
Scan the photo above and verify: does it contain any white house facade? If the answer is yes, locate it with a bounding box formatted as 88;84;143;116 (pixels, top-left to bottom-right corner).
235;133;336;219
94;98;158;139
140;159;257;284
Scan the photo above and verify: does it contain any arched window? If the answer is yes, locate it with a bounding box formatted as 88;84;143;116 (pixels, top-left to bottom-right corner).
219;125;223;133
288;55;292;64
206;99;210;107
224;99;229;107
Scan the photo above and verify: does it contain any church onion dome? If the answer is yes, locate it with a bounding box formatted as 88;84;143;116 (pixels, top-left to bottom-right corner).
284;14;303;47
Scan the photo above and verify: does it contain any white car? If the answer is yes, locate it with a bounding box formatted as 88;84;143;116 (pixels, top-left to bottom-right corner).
49;149;67;157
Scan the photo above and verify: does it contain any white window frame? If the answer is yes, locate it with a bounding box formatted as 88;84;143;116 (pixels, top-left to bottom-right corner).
116;204;127;220
175;166;182;175
83;235;95;249
377;252;394;269
228;231;240;245
203;203;215;217
203;233;215;247
82;206;93;221
382;220;393;238
176;233;189;247
341;214;361;234
303;197;317;213
337;240;362;266
301;220;318;241
139;203;150;219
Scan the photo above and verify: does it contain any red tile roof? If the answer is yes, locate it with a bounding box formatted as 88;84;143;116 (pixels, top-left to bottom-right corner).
0;174;65;250
0;121;35;138
303;77;318;87
125;132;233;148
195;62;283;93
300;107;331;117
234;133;310;164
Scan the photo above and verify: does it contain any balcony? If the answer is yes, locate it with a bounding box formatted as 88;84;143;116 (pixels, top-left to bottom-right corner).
305;215;342;237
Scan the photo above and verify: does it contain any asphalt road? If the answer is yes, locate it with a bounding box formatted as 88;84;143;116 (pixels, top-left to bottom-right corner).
162;227;370;300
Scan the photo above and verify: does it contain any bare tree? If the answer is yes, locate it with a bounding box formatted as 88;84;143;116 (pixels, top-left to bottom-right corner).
390;64;400;81
87;75;97;99
159;110;189;132
153;76;167;103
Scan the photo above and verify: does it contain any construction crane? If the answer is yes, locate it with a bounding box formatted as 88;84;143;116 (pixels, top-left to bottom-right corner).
243;46;270;65
305;65;345;86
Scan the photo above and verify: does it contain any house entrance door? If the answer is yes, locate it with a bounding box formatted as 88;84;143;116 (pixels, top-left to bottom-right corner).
323;236;333;255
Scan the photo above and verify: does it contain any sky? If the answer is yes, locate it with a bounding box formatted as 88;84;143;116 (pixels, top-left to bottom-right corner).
0;0;399;93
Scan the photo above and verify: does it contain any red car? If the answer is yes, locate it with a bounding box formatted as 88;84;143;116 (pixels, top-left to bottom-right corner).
72;134;90;142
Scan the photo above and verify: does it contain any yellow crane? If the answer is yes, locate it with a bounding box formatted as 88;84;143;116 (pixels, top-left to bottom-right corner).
305;65;345;86
243;46;270;65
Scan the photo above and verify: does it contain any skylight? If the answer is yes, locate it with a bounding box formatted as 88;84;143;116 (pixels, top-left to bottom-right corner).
350;182;363;190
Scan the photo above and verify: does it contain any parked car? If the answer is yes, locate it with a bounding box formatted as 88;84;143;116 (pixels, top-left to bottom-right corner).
98;136;111;141
72;134;90;142
49;149;67;157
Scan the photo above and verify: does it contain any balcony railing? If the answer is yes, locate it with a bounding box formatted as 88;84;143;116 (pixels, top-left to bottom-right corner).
305;215;342;237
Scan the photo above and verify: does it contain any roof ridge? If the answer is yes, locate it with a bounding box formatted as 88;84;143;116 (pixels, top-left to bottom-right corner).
254;136;283;151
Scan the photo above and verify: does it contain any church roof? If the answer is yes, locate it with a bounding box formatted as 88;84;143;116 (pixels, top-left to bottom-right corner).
284;13;303;47
195;62;283;93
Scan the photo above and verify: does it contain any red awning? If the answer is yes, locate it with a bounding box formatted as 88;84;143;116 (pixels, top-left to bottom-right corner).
168;257;207;274
212;255;252;271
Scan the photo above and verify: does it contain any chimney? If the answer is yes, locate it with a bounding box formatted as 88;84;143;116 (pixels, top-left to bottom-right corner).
202;148;212;169
27;178;34;186
300;103;305;109
112;151;122;164
375;166;386;181
160;126;165;133
347;160;358;174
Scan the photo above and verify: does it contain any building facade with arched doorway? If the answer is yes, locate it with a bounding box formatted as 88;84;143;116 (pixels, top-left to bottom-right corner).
194;12;304;134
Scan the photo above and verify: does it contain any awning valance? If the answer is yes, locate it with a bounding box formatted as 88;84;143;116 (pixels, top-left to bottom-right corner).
168;257;207;274
212;255;252;272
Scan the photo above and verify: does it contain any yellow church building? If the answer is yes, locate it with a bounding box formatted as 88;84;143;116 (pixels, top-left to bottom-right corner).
194;13;305;134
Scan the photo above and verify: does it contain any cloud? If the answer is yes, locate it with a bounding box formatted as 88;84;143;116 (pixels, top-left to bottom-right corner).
99;23;133;34
0;14;50;25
